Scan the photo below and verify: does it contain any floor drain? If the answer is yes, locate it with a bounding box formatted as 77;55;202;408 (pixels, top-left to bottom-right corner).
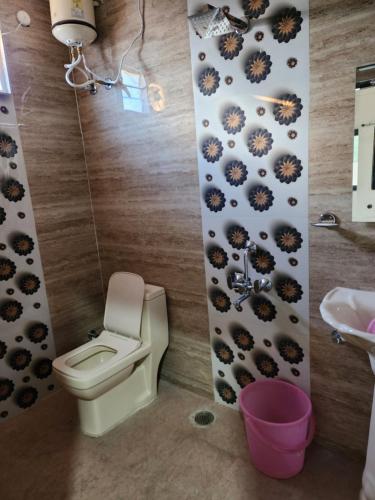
193;410;215;426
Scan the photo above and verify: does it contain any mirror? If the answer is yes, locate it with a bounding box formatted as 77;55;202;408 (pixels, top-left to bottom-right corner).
352;64;375;222
0;33;11;95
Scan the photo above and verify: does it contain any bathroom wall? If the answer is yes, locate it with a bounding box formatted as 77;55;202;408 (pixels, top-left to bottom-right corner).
78;0;375;457
187;0;310;408
310;0;375;457
3;0;368;456
0;0;104;356
77;0;212;394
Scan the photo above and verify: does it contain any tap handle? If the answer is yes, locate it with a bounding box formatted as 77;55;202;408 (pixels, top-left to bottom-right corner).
253;278;272;294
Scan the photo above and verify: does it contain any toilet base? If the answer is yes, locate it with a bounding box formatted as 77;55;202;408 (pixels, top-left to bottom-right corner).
78;358;157;437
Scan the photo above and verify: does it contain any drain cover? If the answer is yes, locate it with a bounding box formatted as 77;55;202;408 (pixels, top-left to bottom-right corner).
193;410;215;426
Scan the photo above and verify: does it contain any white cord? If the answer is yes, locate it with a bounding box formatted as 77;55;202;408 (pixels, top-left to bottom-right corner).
1;23;21;37
73;86;106;301
65;0;144;90
65;53;97;89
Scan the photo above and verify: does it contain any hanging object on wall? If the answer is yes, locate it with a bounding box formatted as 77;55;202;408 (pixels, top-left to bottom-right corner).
48;0;146;95
15;11;31;29
352;63;375;222
50;0;97;47
187;0;310;409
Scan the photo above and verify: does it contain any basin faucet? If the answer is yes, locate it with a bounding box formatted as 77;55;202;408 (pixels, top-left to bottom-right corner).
230;241;272;311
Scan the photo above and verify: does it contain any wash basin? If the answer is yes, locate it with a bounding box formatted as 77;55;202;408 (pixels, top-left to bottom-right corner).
320;286;375;500
320;287;375;359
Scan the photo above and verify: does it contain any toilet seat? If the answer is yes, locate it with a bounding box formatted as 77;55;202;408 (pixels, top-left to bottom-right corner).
52;330;142;390
104;272;145;340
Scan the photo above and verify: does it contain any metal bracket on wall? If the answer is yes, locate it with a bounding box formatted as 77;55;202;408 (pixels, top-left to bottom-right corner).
331;330;346;344
311;212;339;228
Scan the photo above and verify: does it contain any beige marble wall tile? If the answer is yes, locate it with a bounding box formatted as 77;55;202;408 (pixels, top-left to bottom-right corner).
0;0;104;354
162;333;213;397
310;0;375;457
77;0;210;371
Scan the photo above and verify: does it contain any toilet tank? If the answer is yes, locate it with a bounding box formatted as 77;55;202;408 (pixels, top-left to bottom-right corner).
141;284;169;349
144;284;165;302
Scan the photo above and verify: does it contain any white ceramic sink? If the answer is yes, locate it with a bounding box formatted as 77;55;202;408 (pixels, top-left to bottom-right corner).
320;287;375;364
320;287;375;500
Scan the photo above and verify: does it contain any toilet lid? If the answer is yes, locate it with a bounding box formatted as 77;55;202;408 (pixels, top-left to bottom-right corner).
104;272;145;340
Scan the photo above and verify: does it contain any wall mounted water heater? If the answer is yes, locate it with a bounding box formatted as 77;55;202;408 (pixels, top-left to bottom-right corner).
49;0;97;47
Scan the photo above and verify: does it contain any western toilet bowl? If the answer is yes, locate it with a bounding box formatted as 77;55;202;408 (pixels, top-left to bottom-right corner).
52;272;169;437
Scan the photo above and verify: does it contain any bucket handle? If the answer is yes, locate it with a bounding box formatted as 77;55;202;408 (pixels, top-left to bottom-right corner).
246;414;316;454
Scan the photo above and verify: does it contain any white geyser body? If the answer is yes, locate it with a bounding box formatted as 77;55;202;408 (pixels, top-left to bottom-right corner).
49;0;97;47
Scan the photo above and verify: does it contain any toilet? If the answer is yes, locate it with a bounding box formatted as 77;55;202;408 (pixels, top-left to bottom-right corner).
52;272;169;437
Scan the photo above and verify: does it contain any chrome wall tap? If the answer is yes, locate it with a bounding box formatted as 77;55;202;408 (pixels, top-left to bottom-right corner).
230;241;272;311
230;240;255;294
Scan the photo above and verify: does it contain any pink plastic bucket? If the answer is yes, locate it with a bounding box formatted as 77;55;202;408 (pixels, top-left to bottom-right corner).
239;380;315;479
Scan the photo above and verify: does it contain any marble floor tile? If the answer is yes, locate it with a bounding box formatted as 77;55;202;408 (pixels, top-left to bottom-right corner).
0;381;364;500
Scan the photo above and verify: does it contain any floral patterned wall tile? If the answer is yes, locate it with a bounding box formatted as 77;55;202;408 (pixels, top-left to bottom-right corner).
188;0;310;408
0;93;56;421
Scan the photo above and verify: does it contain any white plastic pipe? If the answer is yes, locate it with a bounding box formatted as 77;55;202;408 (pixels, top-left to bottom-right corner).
50;0;145;92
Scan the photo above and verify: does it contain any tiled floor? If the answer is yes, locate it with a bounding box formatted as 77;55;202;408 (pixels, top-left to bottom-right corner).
0;381;364;500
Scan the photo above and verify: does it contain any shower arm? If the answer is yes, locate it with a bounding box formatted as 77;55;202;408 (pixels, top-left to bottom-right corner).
243;240;256;283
